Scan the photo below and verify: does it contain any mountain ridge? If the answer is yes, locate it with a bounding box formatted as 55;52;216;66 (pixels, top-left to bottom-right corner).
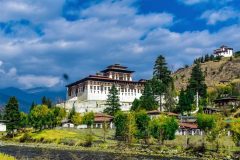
0;87;65;112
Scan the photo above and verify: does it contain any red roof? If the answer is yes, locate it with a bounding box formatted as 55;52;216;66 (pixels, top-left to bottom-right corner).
95;113;113;118
179;122;198;129
147;111;178;117
147;110;161;115
166;112;178;116
94;113;113;122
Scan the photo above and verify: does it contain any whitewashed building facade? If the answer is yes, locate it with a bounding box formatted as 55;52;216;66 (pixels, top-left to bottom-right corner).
214;45;233;57
62;64;145;113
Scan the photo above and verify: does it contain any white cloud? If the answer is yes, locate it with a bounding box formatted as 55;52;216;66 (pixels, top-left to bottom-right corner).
179;0;233;5
179;0;207;5
0;0;64;22
17;75;60;89
200;7;240;25
0;0;240;89
81;0;137;19
0;61;60;89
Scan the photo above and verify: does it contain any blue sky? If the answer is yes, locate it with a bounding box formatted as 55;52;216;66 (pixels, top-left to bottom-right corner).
0;0;240;90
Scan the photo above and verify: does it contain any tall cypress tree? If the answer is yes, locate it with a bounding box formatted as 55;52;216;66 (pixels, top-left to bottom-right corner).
153;55;173;111
140;81;158;111
178;89;193;115
4;97;20;137
104;84;121;116
153;55;173;87
187;62;207;106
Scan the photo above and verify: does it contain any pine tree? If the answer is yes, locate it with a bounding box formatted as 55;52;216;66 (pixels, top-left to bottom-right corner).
130;98;141;111
204;54;210;62
140;82;158;111
4;97;21;137
178;89;186;114
210;55;214;61
42;96;47;105
104;84;121;116
41;96;52;108
153;55;173;111
153;55;173;87
200;56;204;63
187;62;207;106
165;86;176;112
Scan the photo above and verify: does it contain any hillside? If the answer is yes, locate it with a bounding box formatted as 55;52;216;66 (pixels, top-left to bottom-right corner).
172;56;240;91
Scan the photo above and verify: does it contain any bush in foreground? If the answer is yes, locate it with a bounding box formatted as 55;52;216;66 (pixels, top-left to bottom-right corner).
0;153;16;160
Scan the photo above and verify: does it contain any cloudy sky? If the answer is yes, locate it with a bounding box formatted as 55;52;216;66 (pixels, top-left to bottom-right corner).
0;0;240;90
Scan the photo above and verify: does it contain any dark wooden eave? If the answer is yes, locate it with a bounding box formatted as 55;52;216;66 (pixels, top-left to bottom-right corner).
66;75;145;87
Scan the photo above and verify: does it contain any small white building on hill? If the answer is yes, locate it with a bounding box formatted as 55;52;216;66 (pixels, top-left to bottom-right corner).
214;45;233;57
0;120;6;132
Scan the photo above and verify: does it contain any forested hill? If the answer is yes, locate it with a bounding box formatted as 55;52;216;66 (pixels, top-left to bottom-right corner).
172;55;240;91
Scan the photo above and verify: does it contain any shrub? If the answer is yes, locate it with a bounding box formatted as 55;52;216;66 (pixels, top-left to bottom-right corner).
19;132;32;143
59;138;77;146
84;133;93;147
0;153;16;160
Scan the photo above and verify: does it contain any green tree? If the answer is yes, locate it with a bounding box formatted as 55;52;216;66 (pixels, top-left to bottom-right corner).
82;112;95;147
102;120;109;142
140;81;158;111
150;116;178;144
206;114;226;152
71;113;82;126
114;111;128;140
187;62;207;106
153;55;173;111
51;107;66;127
19;112;28;128
230;118;240;146
130;98;141;111
126;112;137;144
135;110;151;144
41;96;52;108
177;89;192;114
29;105;50;131
82;112;94;128
210;55;214;61
204;54;210;62
197;114;216;149
4;97;21;137
104;84;121;116
45;107;67;128
164;87;176;112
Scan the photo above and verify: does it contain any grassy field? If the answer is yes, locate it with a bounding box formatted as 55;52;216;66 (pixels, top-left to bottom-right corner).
7;128;116;146
2;128;237;150
1;128;236;146
0;153;16;160
1;128;239;159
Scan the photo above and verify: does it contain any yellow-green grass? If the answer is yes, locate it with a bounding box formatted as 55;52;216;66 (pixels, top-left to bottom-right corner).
6;128;240;153
164;135;236;151
13;128;115;145
0;153;16;160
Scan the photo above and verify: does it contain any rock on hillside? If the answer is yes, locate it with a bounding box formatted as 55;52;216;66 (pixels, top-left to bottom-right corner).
172;57;240;91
